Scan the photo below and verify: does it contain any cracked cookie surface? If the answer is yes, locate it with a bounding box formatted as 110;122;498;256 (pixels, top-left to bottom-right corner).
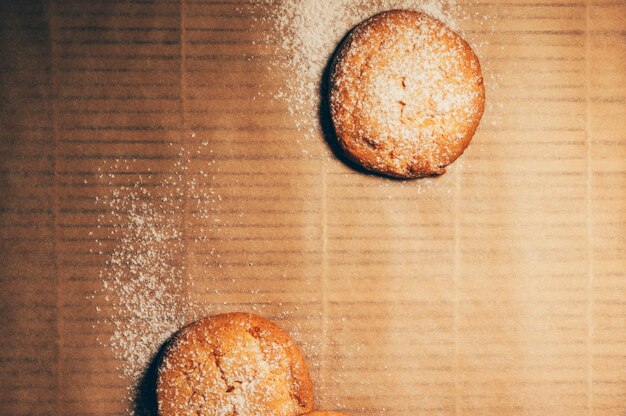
330;9;485;178
157;312;314;416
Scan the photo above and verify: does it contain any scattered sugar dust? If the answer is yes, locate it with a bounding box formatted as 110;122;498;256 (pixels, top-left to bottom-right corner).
90;143;319;414
95;169;188;365
244;0;497;146
91;143;224;414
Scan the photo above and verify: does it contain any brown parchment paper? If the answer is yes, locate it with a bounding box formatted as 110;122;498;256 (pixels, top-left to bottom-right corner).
1;0;625;415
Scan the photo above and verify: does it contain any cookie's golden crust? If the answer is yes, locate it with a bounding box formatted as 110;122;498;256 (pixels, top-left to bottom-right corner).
157;312;314;416
305;412;353;415
330;10;485;178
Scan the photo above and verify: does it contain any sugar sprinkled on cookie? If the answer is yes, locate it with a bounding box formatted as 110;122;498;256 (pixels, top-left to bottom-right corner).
157;312;314;416
330;9;485;178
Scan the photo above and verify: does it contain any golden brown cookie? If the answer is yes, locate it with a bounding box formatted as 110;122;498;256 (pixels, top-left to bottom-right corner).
305;412;353;415
157;312;314;416
330;9;485;178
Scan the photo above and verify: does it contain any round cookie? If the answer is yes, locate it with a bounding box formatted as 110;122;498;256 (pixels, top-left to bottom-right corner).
157;312;314;416
330;9;485;178
305;412;353;415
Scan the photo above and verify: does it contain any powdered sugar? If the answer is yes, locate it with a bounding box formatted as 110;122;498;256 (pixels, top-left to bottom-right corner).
93;151;216;414
246;0;464;143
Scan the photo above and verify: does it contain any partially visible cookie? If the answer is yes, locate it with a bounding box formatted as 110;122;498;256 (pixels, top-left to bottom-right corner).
330;9;485;178
157;312;314;416
305;412;353;415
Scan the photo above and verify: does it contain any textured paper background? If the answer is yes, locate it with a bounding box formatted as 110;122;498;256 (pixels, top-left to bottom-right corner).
1;0;625;415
